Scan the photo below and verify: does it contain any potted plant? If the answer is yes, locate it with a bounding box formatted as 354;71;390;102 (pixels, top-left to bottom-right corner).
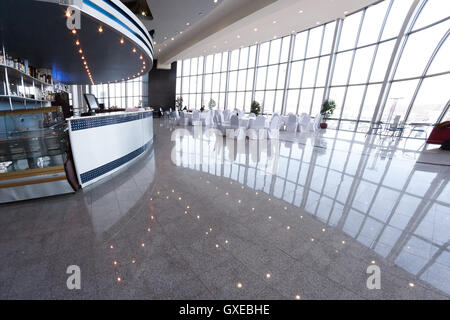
250;101;261;116
208;98;216;110
320;99;336;129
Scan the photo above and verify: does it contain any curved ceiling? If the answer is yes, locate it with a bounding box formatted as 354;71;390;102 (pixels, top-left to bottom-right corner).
148;0;380;66
0;0;153;84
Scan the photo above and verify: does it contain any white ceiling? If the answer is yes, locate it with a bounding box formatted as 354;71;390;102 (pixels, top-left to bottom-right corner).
143;0;222;44
148;0;380;66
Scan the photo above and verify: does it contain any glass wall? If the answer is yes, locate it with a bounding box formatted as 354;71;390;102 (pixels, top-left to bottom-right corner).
175;0;450;135
90;75;148;108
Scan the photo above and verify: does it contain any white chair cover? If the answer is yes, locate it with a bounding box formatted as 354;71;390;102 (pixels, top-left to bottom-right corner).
298;114;311;132
223;109;231;121
286;113;298;133
312;114;322;132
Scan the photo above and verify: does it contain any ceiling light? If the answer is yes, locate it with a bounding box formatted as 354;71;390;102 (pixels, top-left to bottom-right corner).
75;40;79;46
132;48;136;53
214;0;218;3
237;35;240;38
273;20;277;24
78;49;83;54
344;11;349;15
65;10;71;17
120;38;124;44
72;29;77;34
186;22;190;26
316;21;320;25
171;37;174;41
98;26;103;33
139;55;143;59
254;28;258;32
298;10;303;13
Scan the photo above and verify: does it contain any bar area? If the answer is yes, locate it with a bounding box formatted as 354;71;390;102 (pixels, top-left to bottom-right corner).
0;0;154;203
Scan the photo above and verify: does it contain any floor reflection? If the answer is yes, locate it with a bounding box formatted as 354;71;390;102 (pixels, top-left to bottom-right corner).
172;126;450;294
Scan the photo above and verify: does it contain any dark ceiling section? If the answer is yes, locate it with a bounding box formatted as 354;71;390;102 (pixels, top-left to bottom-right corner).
120;0;153;21
0;0;152;85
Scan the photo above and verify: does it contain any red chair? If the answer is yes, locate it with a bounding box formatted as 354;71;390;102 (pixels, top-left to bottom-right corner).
427;122;450;145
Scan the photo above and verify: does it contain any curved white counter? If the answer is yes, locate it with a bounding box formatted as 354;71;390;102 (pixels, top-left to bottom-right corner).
67;110;153;188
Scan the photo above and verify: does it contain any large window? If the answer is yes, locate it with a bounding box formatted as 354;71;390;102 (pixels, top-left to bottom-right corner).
176;0;450;136
90;75;148;108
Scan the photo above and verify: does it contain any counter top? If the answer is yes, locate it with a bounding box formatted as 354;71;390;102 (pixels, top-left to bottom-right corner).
67;109;153;121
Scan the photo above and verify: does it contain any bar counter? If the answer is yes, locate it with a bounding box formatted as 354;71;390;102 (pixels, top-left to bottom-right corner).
67;109;154;188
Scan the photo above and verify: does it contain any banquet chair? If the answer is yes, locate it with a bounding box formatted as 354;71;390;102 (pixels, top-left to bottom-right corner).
178;111;189;126
312;114;323;132
192;110;201;126
268;116;282;139
286;113;298;133
223;109;231;122
298;114;311;132
248;115;267;140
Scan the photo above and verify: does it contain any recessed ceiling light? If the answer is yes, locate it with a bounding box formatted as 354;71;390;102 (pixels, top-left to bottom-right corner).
214;0;218;3
344;11;349;14
273;20;277;24
316;21;320;25
237;35;240;38
254;27;258;32
298;10;303;13
186;22;190;26
171;37;174;41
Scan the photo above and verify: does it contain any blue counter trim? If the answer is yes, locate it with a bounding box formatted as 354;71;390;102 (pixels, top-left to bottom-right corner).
80;137;153;184
102;0;153;49
70;112;152;131
83;0;153;55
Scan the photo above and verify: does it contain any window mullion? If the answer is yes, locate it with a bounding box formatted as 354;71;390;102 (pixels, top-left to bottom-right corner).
323;20;342;103
370;0;422;128
295;29;310;115
336;9;365;130
404;29;449;123
251;45;260;105
308;25;327;115
281;34;296;115
355;0;394;128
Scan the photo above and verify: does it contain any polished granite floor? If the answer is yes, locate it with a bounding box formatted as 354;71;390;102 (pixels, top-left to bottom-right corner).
0;119;449;300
